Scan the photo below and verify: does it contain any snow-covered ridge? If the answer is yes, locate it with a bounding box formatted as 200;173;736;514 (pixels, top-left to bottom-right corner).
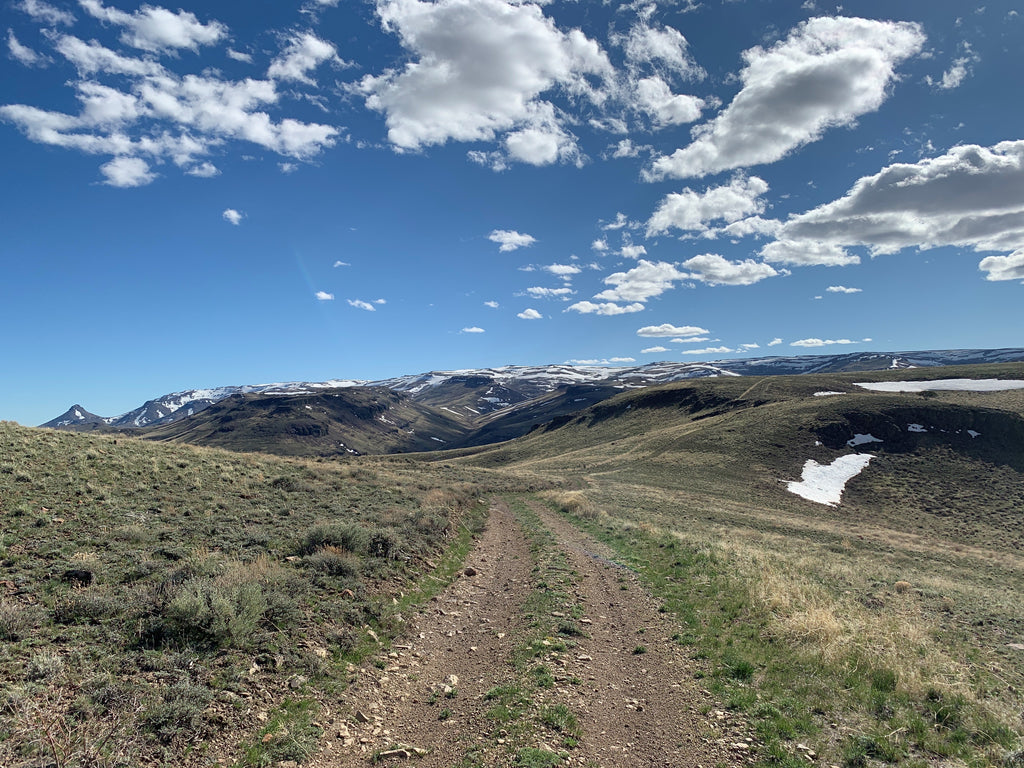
41;348;1024;428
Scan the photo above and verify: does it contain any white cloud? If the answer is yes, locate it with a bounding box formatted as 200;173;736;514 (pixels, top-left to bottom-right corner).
100;156;155;186
791;337;865;347
681;253;778;286
79;0;227;53
222;208;243;225
826;285;862;293
595;260;687;302
641;346;670;354
484;300;499;308
768;337;783;346
740;343;760;350
647;17;925;179
359;0;612;166
186;161;219;177
566;300;645;315
926;45;979;90
609;357;635;363
620;244;647;259
333;260;350;267
616;18;702;79
315;291;334;301
517;308;543;319
670;336;710;343
601;212;631;230
680;346;733;355
268;32;344;85
978;250;1024;282
526;286;574;299
461;326;485;333
19;0;75;26
227;48;253;63
373;298;386;305
348;299;377;311
279;162;298;174
766;140;1024;278
718;216;783;239
647;175;769;236
544;263;582;278
489;229;536;252
636;323;709;338
760;239;858;267
8;29;50;67
592;237;609;252
633;75;705;127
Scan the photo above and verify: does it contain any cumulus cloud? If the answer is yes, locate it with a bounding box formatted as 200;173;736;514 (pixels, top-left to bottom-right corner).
100;156;155;186
222;208;243;225
641;345;670;353
791;337;868;347
595;260;688;302
680;346;733;355
19;0;76;26
526;286;574;299
620;244;647;259
186;161;219;177
566;300;645;315
489;229;536;252
8;29;50;67
633;75;705;127
517;308;543;319
636;324;709;338
647;17;925;179
358;0;612;167
348;299;377;311
768;337;783;346
461;326;485;333
79;0;227;53
267;32;344;85
544;263;582;279
315;290;334;300
978;251;1024;282
681;253;778;286
826;285;861;293
764;140;1024;278
646;175;769;236
0;20;341;186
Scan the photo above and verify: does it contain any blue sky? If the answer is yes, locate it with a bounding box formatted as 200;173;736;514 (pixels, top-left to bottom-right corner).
1;0;1022;426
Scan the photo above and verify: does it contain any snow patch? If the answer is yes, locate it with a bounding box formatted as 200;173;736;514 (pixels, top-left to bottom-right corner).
907;424;927;433
847;433;882;447
855;379;1024;393
968;430;981;438
813;391;845;397
787;454;873;507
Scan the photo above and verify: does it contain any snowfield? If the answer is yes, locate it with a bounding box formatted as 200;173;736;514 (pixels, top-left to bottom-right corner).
787;454;874;507
855;379;1024;392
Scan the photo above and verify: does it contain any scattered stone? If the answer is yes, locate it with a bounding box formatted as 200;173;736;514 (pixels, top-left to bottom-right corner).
464;566;478;577
354;710;371;724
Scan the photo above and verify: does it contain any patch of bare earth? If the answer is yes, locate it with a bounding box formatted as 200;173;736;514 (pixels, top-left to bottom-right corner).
314;498;748;767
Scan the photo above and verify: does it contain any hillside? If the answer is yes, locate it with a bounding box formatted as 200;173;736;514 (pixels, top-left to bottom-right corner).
6;361;1024;767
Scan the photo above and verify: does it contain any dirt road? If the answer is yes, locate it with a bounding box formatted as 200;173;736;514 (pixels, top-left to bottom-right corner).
315;497;748;767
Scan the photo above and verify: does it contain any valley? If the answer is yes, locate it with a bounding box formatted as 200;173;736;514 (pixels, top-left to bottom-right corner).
3;356;1024;767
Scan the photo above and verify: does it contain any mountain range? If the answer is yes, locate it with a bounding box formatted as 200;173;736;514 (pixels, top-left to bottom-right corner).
41;348;1024;456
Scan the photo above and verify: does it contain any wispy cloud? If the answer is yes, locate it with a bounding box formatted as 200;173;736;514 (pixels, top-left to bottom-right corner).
460;326;485;333
348;299;376;311
636;323;709;338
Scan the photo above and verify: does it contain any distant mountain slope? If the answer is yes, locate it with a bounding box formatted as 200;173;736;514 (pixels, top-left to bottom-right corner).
43;349;1024;433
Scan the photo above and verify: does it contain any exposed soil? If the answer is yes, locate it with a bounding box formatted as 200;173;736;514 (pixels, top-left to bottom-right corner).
314;498;749;767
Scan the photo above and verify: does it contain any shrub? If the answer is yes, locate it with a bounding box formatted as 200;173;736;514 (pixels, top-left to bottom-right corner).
141;682;212;743
298;523;369;556
303;547;360;578
0;600;43;641
164;579;268;649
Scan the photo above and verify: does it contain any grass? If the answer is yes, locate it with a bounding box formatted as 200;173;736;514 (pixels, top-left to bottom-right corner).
543;488;1023;767
0;421;499;767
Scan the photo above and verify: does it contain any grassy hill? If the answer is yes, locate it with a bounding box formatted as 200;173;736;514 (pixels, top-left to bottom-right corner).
450;362;1024;765
0;421;522;766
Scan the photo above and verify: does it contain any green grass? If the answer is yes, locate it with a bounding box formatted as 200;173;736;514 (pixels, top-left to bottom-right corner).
0;422;499;767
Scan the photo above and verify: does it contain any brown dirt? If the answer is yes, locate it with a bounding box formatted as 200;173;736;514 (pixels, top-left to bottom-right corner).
312;497;749;767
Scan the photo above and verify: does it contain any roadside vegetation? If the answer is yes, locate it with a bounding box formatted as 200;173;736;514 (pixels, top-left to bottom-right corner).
0;422;501;766
542;483;1024;768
